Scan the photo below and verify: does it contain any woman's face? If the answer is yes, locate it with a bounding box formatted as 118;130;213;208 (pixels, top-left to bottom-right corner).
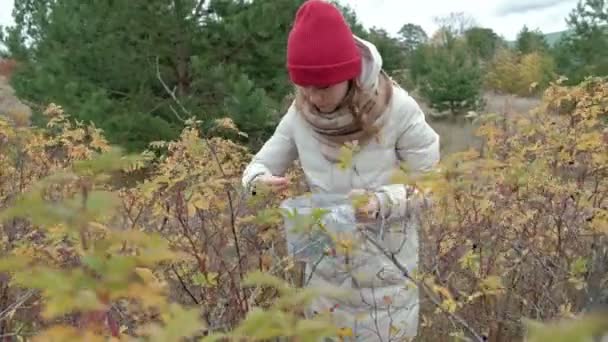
299;81;349;113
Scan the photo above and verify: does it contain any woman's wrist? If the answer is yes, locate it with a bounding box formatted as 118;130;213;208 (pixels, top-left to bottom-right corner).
374;191;391;220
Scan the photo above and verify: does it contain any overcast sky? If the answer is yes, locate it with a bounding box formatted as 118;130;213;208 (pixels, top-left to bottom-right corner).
338;0;578;40
0;0;13;30
0;0;578;41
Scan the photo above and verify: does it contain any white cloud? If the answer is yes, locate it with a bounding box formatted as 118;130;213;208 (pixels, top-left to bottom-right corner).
338;0;578;40
0;0;14;29
495;0;574;16
0;0;579;42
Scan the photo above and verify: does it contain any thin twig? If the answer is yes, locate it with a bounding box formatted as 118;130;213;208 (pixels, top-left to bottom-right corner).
304;254;325;287
168;104;185;123
171;265;200;305
0;290;35;322
359;229;485;342
155;59;248;310
155;57;186;122
369;284;385;342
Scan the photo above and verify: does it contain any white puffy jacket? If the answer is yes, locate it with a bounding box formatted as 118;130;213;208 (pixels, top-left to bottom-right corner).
241;36;440;341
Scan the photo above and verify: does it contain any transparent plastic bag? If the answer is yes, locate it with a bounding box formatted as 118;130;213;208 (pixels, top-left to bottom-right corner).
279;193;358;263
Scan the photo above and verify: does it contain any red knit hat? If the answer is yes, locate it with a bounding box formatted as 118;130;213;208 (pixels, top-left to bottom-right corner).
287;0;362;87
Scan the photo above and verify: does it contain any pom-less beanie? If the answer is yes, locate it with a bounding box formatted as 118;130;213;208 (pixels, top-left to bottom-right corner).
286;0;362;87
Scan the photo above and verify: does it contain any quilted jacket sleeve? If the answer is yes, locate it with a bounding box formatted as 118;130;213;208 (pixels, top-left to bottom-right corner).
241;104;299;192
376;91;440;220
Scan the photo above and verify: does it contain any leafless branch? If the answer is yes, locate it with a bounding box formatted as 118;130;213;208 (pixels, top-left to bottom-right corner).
168;104;185;123
369;284;385;342
171;265;200;305
359;229;485;342
0;290;35;322
304;254;326;287
155;56;187;122
155;52;247;293
246;236;329;308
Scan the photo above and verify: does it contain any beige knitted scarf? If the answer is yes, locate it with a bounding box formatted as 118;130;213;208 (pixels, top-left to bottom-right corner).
295;70;394;163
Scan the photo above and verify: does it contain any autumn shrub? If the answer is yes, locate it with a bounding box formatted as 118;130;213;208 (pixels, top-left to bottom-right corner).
404;76;607;341
1;72;32;127
0;77;606;342
118;118;302;330
0;105;216;341
0;105;331;341
485;48;557;97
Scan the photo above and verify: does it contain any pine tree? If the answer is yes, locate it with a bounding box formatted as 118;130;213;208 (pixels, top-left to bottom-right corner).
515;25;550;54
553;0;608;84
0;0;386;152
419;36;483;115
3;0;202;150
464;27;501;61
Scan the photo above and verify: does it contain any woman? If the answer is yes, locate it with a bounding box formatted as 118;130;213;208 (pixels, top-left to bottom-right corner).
241;0;440;340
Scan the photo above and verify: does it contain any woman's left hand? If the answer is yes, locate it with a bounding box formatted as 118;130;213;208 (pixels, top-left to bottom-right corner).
348;189;380;222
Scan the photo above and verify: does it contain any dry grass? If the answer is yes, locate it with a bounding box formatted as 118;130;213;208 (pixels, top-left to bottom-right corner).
419;91;542;157
428;117;481;156
0;75;32;127
482;91;543;117
0;59;17;79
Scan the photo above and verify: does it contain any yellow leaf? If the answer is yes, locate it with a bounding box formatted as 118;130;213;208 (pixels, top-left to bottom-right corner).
337;141;359;170
440;298;458;313
390;324;400;336
337;327;354;338
576;132;602;151
121;283;167;308
449;330;468;341
193;272;219;288
458;249;480;274
32;325;106;342
559;303;576;319
590;209;608;234
480;275;504;293
88;222;110;233
334;233;356;256
432;284;452;301
135;267;158;284
568;277;586;290
187;202;196;217
390;168;410;185
192;196;209;211
421;314;432;328
214;117;238;131
569;257;588;277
